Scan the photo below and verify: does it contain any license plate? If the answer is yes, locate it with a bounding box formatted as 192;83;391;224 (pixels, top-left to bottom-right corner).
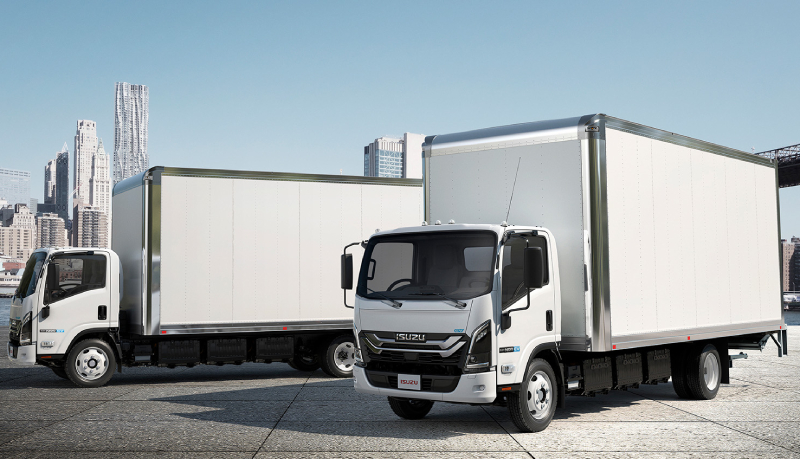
397;374;421;391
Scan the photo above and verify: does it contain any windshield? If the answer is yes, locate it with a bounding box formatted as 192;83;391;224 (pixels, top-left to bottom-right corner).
357;230;497;301
16;251;47;299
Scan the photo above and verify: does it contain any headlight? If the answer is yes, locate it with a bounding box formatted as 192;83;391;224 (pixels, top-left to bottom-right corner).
20;312;32;346
353;324;365;367
465;320;492;372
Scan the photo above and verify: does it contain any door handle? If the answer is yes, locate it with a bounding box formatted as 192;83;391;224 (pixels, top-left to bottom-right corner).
545;310;553;332
98;305;107;321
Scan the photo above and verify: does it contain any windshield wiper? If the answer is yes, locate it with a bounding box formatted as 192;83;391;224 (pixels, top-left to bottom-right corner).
366;288;402;309
408;292;467;309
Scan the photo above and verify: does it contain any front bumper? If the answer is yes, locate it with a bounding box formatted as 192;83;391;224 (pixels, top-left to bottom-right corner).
354;366;497;403
7;342;36;365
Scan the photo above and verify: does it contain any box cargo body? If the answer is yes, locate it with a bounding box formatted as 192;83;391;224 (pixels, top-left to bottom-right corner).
423;114;782;352
113;167;422;336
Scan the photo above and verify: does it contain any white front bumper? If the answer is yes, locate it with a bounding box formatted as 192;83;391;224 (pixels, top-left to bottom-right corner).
7;342;36;365
354;366;497;403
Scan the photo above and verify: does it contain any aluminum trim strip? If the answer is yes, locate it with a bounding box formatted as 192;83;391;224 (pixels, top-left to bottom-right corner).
603;116;773;168
367;341;466;358
160;320;353;335
588;121;612;352
611;321;785;351
153;166;422;187
366;333;461;349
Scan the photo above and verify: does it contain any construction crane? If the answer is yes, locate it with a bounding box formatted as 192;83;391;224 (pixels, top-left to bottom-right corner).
755;144;800;188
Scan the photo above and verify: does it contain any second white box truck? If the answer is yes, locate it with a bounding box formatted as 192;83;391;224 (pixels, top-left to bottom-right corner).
343;114;788;432
8;167;422;387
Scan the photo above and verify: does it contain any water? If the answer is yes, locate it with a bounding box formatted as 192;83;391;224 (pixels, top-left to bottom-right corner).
0;297;9;325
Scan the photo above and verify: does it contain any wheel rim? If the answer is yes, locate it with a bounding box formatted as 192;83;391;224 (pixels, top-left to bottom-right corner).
703;352;720;390
526;370;552;420
75;347;109;381
333;341;355;372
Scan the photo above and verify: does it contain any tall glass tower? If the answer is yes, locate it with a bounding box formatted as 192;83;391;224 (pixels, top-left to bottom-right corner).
114;82;149;185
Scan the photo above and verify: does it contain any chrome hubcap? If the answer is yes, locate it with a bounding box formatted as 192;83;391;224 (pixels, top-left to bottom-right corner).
333;341;355;372
526;370;552;419
75;347;108;381
703;352;720;390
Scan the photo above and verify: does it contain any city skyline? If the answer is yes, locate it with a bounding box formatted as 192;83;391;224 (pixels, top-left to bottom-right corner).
1;3;799;237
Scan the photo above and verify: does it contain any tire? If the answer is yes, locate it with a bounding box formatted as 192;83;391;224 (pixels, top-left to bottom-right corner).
388;397;434;420
64;339;116;388
685;343;721;400
289;352;320;372
319;335;356;378
670;346;693;399
51;366;69;380
507;358;557;432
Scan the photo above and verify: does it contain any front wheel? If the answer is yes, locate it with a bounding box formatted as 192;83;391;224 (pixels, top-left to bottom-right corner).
388;397;434;419
508;358;557;432
319;335;356;378
51;366;69;380
65;338;116;388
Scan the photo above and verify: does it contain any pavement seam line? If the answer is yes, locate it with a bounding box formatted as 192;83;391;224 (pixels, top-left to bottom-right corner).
480;405;535;458
251;371;310;458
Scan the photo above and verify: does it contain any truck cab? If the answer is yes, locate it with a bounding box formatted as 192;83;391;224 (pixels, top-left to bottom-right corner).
8;248;121;385
346;222;563;430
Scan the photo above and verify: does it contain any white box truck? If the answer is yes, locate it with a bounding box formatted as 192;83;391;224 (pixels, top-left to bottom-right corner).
8;167;422;387
342;114;789;432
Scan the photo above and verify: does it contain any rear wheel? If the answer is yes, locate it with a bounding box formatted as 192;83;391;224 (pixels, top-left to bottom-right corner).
508;358;557;432
685;344;721;400
319;335;356;378
64;339;116;388
288;352;320;372
388;397;434;419
670;346;693;399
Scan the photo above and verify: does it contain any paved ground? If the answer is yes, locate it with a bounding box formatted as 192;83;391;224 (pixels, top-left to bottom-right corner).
0;327;797;459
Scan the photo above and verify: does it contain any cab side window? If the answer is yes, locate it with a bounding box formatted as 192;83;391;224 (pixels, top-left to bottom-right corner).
45;254;107;304
501;235;549;309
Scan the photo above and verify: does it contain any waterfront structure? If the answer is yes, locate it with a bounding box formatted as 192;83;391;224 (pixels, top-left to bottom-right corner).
0;169;31;206
363;133;425;179
74;120;98;206
783;237;800;292
71;205;108;248
0;204;36;259
36;213;66;248
114;82;149;185
55;143;69;221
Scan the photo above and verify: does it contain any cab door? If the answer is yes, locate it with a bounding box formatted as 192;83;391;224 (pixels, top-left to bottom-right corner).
496;233;556;385
40;253;111;356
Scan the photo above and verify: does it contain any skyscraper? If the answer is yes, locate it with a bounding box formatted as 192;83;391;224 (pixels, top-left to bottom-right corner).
55;143;70;222
363;133;425;179
114;82;149;185
74;120;97;207
44;159;57;204
0;169;31;206
36;213;67;248
90;139;111;218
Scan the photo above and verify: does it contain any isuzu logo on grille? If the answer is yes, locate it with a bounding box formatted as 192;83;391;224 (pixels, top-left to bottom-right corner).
396;333;425;342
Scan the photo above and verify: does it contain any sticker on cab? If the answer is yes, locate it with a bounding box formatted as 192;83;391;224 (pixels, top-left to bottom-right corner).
499;346;520;353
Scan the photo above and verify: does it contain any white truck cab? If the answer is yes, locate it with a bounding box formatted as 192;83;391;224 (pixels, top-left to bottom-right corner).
8;248;120;382
346;222;563;427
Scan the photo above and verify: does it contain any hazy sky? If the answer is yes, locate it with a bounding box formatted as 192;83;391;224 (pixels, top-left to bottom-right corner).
1;1;799;237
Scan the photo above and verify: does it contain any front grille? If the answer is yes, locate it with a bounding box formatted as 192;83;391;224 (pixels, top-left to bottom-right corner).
366;370;460;393
367;348;464;366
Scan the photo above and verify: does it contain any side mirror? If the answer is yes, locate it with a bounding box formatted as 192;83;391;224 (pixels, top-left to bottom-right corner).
44;262;59;305
341;254;353;290
523;247;544;289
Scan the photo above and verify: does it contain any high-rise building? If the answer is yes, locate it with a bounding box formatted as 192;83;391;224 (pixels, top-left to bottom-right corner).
44;159;57;204
72;206;108;248
0;168;31;206
363;133;425;179
0;204;36;259
114;82;149;185
36;213;67;248
90;139;111;218
74;120;97;207
784;237;800;292
55;143;70;222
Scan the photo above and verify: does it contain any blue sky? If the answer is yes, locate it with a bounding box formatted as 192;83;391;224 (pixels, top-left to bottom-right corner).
1;1;799;237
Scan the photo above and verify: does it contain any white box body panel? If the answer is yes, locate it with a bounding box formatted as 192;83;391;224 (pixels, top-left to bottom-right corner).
113;168;423;335
605;129;781;338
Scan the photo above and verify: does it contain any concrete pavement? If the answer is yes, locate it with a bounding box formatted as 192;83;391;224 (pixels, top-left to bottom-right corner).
0;326;797;458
